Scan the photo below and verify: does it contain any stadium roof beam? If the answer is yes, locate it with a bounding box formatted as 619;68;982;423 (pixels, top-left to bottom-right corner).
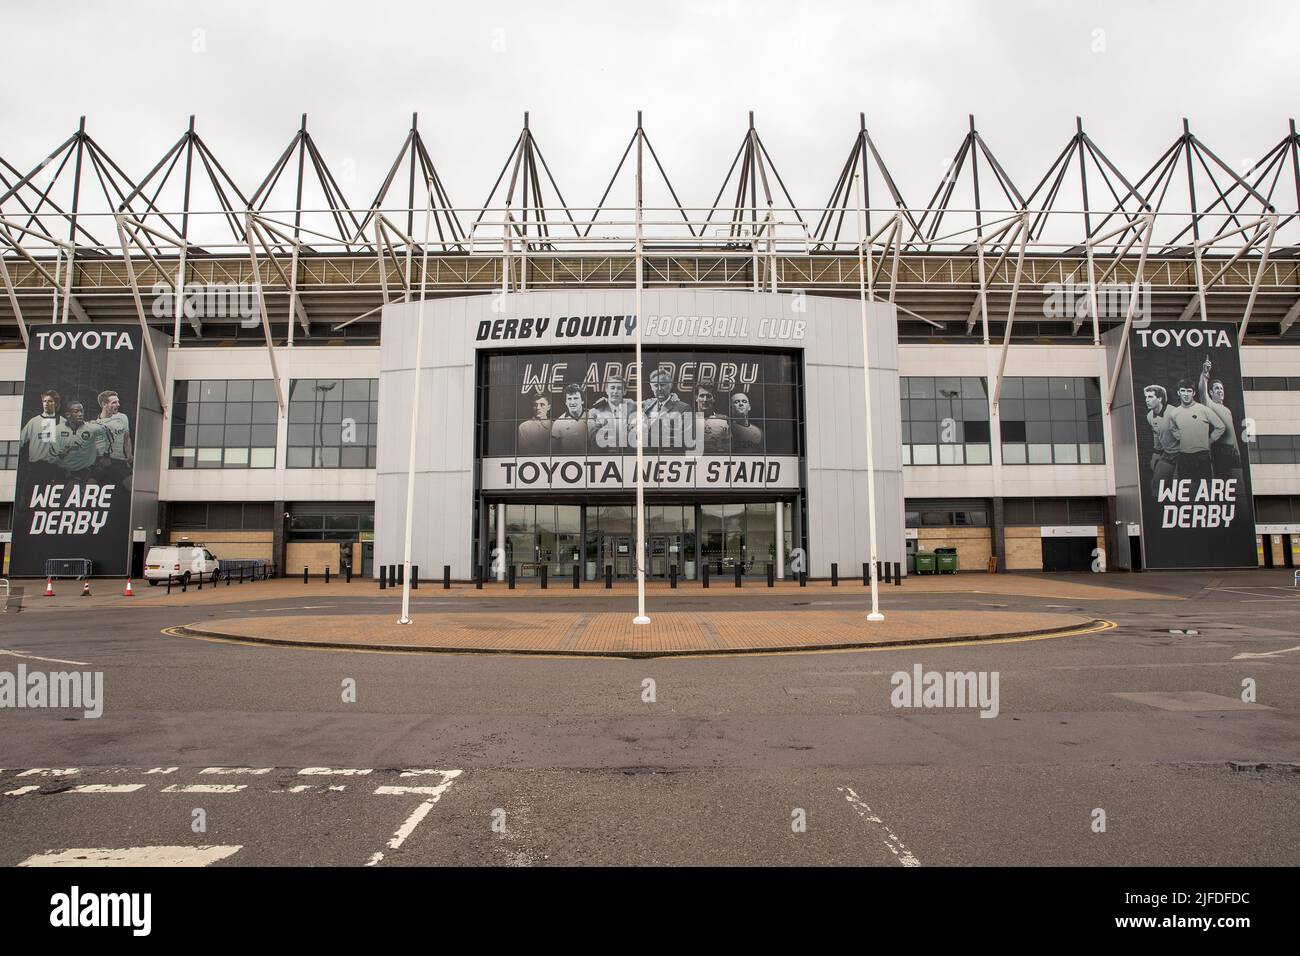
117;115;254;256
585;111;694;241
913;115;1026;254
245;212;314;343
471;112;582;262
814;113;918;252
354;112;465;253
250;114;366;255
699;112;808;248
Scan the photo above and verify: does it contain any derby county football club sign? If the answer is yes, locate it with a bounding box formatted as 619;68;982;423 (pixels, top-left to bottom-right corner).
1128;320;1256;569
10;325;145;576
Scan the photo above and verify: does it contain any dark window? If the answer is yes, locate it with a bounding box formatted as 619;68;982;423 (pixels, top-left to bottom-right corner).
904;499;990;528
1000;376;1104;464
1247;435;1300;465
0;439;18;469
170;379;277;469
900;376;991;466
0;381;23;395
287;379;378;469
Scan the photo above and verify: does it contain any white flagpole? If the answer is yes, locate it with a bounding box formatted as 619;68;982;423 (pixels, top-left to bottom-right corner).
633;111;650;626
854;171;884;623
399;178;434;624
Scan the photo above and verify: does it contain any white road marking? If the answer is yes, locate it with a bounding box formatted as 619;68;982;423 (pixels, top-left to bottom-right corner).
161;784;247;794
838;786;921;867
18;845;242;867
0;649;92;666
299;767;372;776
1233;644;1300;660
16;768;79;778
145;767;178;774
283;784;347;793
366;770;463;866
67;784;146;794
4;786;40;797
201;767;273;775
400;768;461;777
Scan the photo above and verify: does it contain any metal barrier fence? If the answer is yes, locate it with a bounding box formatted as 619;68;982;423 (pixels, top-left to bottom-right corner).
44;558;92;579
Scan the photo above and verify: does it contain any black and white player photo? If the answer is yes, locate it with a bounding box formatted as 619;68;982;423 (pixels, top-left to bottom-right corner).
1166;376;1224;484
696;383;731;455
55;400;110;482
642;368;690;451
729;391;763;453
94;387;134;490
1143;384;1178;497
589;373;639;451
517;395;553;456
1198;356;1243;484
19;388;64;483
550;383;589;455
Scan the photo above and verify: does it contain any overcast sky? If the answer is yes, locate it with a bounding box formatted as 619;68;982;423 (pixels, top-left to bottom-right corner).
2;0;1297;241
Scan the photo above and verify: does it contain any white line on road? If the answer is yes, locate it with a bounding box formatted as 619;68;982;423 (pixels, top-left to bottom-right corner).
4;786;40;797
16;768;79;778
67;784;146;794
201;767;273;775
299;767;372;776
1233;644;1300;660
284;784;347;793
839;786;921;867
0;649;92;667
144;768;178;774
366;770;463;867
161;784;247;794
18;846;242;867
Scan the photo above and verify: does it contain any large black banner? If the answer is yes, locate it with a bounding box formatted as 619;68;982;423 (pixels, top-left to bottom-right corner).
11;325;143;576
1128;320;1256;569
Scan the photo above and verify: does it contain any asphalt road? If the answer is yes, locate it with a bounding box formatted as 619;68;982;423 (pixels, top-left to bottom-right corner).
1;570;1298;867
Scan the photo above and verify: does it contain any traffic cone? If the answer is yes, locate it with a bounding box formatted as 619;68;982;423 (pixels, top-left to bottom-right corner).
43;577;54;597
81;580;91;597
123;579;134;597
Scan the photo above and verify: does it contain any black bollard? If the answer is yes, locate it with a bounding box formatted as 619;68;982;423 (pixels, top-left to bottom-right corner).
379;567;386;589
346;563;352;584
831;562;839;586
573;565;580;589
508;564;516;589
226;567;230;586
702;562;709;588
863;563;870;586
303;566;308;584
474;564;482;590
412;565;419;589
766;562;774;587
734;563;743;588
166;575;172;595
883;562;891;584
325;566;331;584
398;564;405;586
604;565;612;589
877;561;884;584
443;565;450;590
799;569;807;587
670;564;677;589
893;561;902;586
540;565;547;590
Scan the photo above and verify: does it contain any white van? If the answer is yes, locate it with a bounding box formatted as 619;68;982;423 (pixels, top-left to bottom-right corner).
143;546;220;585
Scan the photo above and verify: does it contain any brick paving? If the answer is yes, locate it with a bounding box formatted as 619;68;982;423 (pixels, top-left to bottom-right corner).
177;608;1100;657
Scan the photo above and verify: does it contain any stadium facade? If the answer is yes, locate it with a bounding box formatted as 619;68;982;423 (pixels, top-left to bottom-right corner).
1;113;1299;579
